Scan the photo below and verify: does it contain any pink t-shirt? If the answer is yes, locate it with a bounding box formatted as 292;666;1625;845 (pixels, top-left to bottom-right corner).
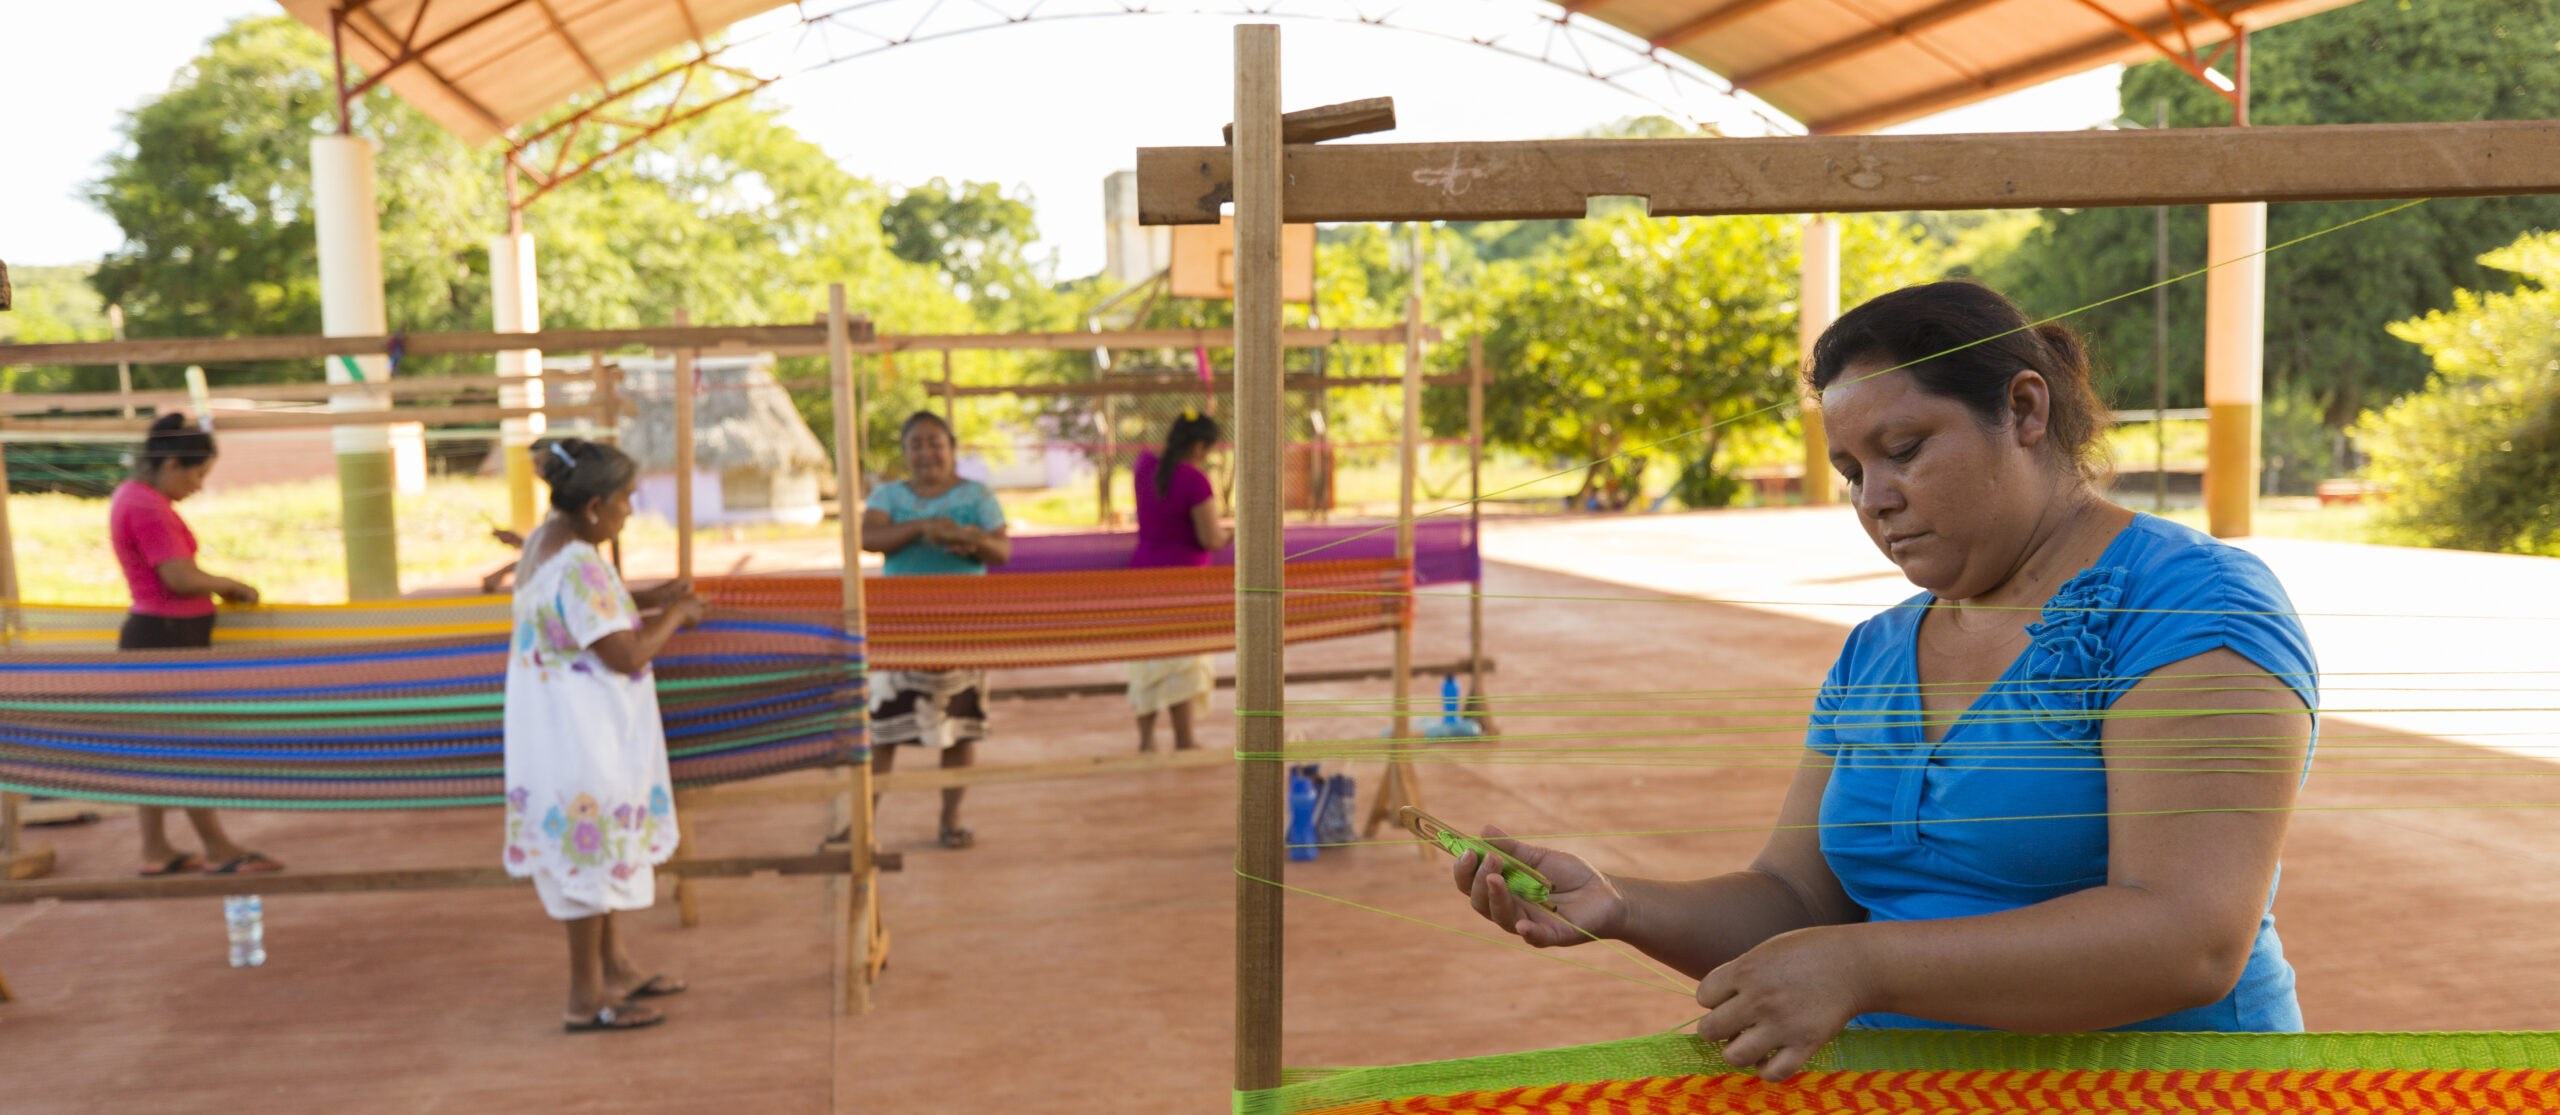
110;480;214;618
1131;451;1218;569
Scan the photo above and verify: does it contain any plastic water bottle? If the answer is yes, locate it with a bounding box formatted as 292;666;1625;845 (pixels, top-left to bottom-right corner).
1424;674;1479;739
222;895;266;968
1286;765;1323;862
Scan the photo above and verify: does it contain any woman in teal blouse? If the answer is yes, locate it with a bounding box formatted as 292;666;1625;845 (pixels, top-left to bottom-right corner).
1450;282;2318;1080
863;412;1010;848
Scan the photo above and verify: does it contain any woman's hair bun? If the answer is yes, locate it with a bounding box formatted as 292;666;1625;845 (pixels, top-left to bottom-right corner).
148;412;191;435
535;438;638;515
534;439;582;487
141;411;216;466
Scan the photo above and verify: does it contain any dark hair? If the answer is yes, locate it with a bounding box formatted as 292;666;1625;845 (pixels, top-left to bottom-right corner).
900;411;955;447
1805;281;2111;481
140;412;215;474
1156;412;1221;495
534;438;637;514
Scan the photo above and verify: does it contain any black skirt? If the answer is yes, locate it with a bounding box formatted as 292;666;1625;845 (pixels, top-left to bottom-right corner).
117;612;216;651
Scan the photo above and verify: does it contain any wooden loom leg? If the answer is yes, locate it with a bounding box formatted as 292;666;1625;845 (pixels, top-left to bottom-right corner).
1365;234;1427;852
828;282;882;1016
673;789;702;927
0;793;53;882
0;959;14;1004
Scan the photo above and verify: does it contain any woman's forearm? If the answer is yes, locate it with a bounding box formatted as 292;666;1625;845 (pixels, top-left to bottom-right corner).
1612;869;1840;980
862;519;931;554
1841;884;2251;1031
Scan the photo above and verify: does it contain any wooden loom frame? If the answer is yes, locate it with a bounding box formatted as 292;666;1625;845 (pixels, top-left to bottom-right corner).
1178;27;2560;1098
0;301;891;1013
684;315;1498;812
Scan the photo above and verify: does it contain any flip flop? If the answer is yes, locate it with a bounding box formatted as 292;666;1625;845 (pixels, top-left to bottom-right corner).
938;825;975;850
203;851;284;875
562;1004;665;1033
138;853;203;877
625;974;689;999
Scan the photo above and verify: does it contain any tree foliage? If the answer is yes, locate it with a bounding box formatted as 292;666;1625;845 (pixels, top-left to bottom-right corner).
1987;0;2560;463
2355;232;2560;555
77;15;988;474
1431;213;1933;502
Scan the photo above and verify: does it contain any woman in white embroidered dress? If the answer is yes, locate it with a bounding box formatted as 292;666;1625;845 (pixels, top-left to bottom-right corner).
502;439;707;1033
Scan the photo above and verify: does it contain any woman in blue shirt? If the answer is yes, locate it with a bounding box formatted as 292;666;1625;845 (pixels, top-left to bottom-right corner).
863;411;1010;849
1451;281;2317;1080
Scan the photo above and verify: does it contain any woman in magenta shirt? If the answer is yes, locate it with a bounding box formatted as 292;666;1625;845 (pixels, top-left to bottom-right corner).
111;413;279;876
1126;412;1230;752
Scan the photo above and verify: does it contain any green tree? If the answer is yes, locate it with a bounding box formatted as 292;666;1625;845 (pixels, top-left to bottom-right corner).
78;15;974;472
1432;212;1932;503
0;265;115;394
1987;0;2560;475
879;178;1062;327
2355;231;2560;554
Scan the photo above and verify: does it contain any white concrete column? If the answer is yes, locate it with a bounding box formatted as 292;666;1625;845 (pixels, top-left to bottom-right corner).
1798;215;1841;506
490;231;545;534
313;134;401;600
2203;201;2267;539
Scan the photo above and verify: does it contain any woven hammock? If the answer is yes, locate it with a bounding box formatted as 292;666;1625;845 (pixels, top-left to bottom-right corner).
0;559;1412;672
999;520;1479;586
1251;1029;2560;1114
0;615;863;810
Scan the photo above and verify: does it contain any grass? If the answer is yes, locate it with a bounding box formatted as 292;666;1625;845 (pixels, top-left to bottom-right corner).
2153;499;2385;546
12;477;676;605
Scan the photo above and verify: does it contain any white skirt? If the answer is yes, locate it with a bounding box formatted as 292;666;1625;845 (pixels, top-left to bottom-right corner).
1126;654;1214;716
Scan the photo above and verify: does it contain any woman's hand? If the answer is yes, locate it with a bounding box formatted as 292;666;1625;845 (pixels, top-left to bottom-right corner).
666;594;708;630
217;579;260;606
1694;926;1874;1081
1450;825;1628;948
916;517;968;545
633;577;693;610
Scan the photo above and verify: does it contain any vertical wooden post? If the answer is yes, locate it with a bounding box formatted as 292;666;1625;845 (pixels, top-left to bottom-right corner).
1366;228;1426;840
592;353;618;444
831;284;881;1015
1466;334;1494;737
673;309;697;581
1231;23;1287;1102
1096;394;1116;527
110;304;133;419
2204;32;2262;539
941;349;957;428
669;311;701;924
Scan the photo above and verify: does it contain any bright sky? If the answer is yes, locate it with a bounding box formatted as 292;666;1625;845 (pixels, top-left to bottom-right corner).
0;1;2124;280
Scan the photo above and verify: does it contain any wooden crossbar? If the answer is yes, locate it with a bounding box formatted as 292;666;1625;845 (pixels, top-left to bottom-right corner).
0;852;849;904
1135;120;2560;225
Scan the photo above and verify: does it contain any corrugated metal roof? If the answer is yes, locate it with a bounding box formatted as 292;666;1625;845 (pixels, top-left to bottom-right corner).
274;0;794;146
1579;0;2363;134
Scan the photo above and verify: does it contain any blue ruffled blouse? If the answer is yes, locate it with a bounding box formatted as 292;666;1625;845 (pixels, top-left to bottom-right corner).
1809;513;2318;1032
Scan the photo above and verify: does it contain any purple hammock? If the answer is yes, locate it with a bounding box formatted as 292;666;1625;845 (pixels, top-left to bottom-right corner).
997;519;1480;586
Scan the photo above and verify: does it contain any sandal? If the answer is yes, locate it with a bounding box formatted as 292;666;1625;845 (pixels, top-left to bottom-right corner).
203;851;285;875
625;974;688;999
139;853;204;877
938;825;975;850
562;1003;665;1033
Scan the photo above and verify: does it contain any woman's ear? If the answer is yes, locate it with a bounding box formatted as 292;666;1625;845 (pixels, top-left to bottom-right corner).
2006;369;2053;451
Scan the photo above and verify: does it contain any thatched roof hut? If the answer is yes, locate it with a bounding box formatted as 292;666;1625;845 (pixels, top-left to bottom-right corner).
546;353;831;524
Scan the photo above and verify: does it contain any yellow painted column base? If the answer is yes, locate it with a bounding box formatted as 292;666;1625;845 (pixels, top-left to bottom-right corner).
2204;401;2260;539
338;451;402;601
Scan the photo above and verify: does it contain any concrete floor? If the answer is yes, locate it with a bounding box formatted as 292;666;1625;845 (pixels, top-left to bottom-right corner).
4;506;2558;1112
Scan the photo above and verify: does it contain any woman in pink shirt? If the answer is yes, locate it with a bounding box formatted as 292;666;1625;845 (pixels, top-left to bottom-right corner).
1126;412;1230;752
111;413;278;877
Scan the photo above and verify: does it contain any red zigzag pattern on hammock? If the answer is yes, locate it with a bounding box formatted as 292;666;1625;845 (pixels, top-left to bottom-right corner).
1332;1068;2560;1114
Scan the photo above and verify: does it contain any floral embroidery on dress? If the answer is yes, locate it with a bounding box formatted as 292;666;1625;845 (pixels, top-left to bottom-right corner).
512;545;637;674
503;783;673;872
2013;567;2126;742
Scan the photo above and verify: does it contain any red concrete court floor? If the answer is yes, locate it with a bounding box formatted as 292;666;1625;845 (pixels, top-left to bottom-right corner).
4;508;2559;1113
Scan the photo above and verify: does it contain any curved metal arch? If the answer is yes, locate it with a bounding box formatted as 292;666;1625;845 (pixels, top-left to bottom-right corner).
503;0;1799;216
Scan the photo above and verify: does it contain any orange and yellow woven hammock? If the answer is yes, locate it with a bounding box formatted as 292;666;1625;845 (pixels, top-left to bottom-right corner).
0;558;1412;672
1252;1030;2560;1114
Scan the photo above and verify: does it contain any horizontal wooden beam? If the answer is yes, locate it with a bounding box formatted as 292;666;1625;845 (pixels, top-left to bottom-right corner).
0;322;856;369
880;745;1231;793
1135;121;2560;224
0;852;846;903
0;372;600;416
924;373;1477;399
0;404;595;434
1223;96;1397;146
988;656;1494;702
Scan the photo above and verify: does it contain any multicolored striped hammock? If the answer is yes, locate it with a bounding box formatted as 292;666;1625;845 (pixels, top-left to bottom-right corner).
0;559;1412;672
1000;520;1478;586
1250;1029;2560;1114
0;615;862;810
0;560;1408;807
